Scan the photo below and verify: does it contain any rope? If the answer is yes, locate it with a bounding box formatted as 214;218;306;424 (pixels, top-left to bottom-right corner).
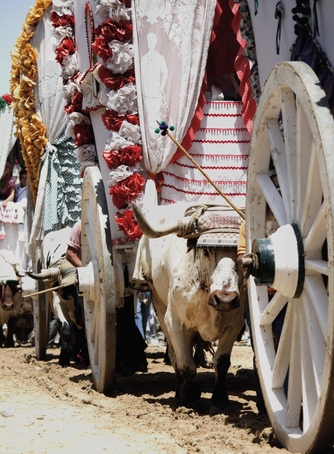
177;204;209;238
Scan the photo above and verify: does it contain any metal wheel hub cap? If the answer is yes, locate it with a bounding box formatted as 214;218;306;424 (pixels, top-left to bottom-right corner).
252;223;305;298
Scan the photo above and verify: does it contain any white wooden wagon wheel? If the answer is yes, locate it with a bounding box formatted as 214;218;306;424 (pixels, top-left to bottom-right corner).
245;61;334;454
79;166;116;393
33;247;50;360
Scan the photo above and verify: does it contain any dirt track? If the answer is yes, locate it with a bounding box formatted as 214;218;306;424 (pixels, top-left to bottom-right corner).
0;341;333;454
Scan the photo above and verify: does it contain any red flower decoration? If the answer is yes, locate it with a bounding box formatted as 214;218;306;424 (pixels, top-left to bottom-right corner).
73;122;95;146
91;36;113;63
115;209;142;240
109;173;145;209
94;18;133;43
103;145;142;170
65;90;83;114
103;150;120;169
97;66;135;90
119;145;142;166
55;37;76;64
2;94;12;105
50;12;75;29
101;110;139;131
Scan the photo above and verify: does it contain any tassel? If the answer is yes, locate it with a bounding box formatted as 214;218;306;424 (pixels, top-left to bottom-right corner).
274;2;284;55
313;0;320;36
254;0;259;15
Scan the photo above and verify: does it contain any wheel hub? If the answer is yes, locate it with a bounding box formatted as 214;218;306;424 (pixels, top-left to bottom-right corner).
76;260;100;301
247;223;305;298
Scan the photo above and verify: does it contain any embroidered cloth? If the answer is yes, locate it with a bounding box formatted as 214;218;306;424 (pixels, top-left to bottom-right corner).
132;0;216;173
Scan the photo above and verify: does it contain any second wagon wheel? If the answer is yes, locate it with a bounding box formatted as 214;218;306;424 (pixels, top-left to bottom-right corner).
33;247;49;360
79;166;116;393
245;61;334;454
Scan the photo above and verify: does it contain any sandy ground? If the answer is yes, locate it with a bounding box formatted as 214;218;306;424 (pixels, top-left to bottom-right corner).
0;340;333;454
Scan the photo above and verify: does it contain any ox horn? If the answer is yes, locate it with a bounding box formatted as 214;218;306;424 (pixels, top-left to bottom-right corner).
132;202;186;238
27;267;60;281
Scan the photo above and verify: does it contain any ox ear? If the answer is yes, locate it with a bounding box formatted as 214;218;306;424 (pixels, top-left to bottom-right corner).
132;202;181;238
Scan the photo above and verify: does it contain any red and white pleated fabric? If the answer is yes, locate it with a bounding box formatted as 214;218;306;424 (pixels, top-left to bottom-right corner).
160;100;250;210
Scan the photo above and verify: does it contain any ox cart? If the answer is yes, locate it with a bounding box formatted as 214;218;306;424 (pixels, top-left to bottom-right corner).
10;1;334;453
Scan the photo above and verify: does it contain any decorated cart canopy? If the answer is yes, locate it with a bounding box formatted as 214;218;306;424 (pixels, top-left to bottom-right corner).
9;1;334;453
10;0;82;260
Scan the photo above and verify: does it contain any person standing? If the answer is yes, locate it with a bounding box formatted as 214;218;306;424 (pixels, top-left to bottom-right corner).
0;160;15;208
14;170;27;203
135;291;152;340
65;220;82;267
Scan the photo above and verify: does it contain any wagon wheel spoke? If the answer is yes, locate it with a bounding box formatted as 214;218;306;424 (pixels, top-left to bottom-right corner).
80;166;116;394
246;62;334;454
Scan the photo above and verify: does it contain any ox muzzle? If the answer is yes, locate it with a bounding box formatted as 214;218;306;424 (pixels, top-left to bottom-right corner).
208;290;240;312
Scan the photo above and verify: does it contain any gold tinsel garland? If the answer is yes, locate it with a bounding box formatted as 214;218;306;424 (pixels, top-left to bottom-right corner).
9;0;52;204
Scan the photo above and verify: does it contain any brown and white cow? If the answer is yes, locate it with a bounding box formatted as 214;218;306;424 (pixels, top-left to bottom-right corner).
0;250;36;347
0;250;23;346
132;202;245;413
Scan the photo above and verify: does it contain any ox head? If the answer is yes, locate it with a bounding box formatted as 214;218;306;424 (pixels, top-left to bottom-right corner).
0;254;21;312
133;202;244;312
1;281;20;312
27;227;78;293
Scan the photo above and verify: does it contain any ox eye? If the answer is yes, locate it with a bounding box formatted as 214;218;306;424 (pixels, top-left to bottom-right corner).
202;249;210;257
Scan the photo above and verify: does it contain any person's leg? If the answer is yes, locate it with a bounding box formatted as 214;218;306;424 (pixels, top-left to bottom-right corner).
134;300;145;339
141;302;151;340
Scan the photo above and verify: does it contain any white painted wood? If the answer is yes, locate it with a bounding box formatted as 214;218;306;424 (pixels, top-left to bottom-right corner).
246;62;334;453
81;166;116;394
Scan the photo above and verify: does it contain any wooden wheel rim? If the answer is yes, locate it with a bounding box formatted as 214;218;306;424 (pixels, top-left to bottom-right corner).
34;247;49;360
81;166;116;393
246;62;334;453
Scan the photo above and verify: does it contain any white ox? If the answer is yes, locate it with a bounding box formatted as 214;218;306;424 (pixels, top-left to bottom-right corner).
28;228;87;366
133;202;245;412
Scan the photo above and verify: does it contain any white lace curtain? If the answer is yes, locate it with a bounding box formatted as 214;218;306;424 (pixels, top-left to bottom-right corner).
33;8;68;143
0;106;16;176
132;0;216;173
30;7;68;246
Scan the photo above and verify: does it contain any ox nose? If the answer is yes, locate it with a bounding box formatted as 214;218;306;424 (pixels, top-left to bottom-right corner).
2;300;14;311
208;291;240;312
